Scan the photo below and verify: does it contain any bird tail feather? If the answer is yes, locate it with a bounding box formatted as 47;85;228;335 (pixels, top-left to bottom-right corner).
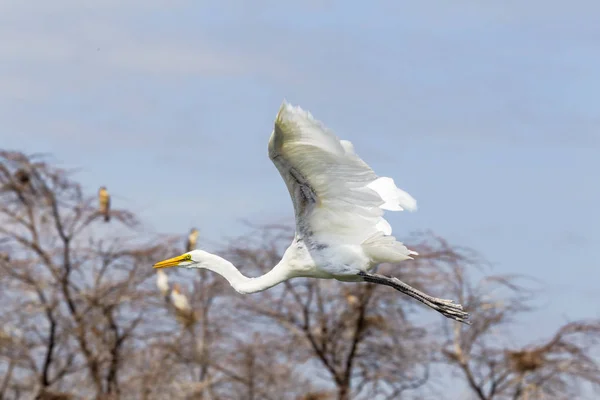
362;232;418;263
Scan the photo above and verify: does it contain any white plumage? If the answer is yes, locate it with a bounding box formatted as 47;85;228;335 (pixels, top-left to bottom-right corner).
269;103;418;270
156;270;169;296
154;101;469;323
170;284;191;313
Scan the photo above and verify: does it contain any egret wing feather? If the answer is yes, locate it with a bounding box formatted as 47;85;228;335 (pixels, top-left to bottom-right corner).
268;101;416;262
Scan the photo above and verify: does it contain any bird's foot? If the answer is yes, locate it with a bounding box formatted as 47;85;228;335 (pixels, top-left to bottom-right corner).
358;271;471;325
417;295;470;325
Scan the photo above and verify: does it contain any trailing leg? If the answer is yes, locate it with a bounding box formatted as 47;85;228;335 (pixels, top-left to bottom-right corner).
357;271;470;324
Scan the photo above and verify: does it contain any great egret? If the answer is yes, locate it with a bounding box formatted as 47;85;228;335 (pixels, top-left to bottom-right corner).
154;101;470;324
98;186;110;222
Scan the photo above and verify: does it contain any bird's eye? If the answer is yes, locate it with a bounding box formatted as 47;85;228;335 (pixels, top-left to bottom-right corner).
184;254;192;261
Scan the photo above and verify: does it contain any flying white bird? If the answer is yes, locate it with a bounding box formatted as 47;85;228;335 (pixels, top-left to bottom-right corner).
154;101;469;323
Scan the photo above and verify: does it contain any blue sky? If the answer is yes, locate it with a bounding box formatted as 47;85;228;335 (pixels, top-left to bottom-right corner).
1;0;599;345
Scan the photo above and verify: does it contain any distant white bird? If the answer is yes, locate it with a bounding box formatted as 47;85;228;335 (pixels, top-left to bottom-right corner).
185;228;199;253
170;284;191;313
154;101;469;323
156;270;170;297
98;186;111;222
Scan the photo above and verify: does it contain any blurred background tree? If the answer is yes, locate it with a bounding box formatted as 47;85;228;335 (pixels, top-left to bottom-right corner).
1;150;598;400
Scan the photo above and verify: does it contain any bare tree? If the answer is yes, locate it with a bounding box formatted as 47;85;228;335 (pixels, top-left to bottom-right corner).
434;233;600;400
504;321;600;399
0;150;320;400
0;150;173;399
3;150;598;400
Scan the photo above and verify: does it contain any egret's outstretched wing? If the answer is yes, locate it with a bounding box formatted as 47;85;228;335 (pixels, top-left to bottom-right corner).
268;101;417;260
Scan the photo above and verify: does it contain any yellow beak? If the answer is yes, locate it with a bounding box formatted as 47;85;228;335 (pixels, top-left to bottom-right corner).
153;254;188;269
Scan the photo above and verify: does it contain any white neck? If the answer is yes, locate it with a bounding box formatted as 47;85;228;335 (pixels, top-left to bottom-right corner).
191;252;289;294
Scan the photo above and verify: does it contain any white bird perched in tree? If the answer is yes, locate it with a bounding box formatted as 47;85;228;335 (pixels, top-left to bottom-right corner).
170;284;191;313
185;228;199;253
156;270;170;299
98;186;110;222
154;101;470;324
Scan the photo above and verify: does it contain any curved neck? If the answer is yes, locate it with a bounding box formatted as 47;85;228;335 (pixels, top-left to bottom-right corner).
196;253;289;294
